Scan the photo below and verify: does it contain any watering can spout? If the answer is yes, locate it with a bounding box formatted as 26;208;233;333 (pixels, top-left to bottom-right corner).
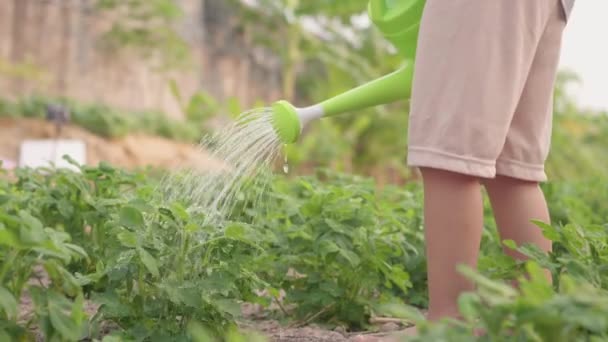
270;0;425;144
271;63;414;144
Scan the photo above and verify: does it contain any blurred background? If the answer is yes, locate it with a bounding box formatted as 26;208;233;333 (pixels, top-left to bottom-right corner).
1;0;606;184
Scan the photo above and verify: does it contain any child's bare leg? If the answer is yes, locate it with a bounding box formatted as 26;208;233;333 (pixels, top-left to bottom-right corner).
483;175;552;282
421;167;484;321
352;168;484;342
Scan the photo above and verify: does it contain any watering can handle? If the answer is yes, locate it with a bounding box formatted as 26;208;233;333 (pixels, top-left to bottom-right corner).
368;0;387;21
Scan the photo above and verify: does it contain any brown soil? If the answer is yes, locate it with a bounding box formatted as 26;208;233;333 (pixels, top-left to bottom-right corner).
239;319;402;342
0;117;225;171
19;286;404;342
239;303;409;342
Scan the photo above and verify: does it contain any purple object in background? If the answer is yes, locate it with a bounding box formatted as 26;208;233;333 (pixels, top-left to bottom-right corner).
0;156;16;170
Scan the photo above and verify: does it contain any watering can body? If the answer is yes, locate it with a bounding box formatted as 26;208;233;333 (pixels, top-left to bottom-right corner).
271;0;426;144
368;0;425;60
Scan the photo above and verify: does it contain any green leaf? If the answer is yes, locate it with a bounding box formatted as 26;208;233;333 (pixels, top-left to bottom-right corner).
128;198;155;213
47;292;82;341
62;154;83;169
170;202;190;221
188;321;217;342
18;211;45;244
373;302;425;323
268;287;280;298
387;267;412;292
56;199;74;218
185;222;199;232
518;243;551;265
117;231;138;248
213;298;241;317
72;292;86;328
92;292;131;318
457;265;517;299
225;325;268;342
158;207;175;220
99;161;114;172
532;220;561;241
56;265;83;298
64;243;89;259
457;292;480;322
318;240;340;257
0;226;19;247
138;247;160;278
0;286;18;320
226;97;242;118
0;213;19;228
339;249;360;267
225;225;245;239
32;244;72;262
589;244;601;264
119;206;145;229
503;239;517;250
301;198;322;216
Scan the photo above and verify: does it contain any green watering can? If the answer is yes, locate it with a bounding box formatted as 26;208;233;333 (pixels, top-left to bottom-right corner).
271;0;425;144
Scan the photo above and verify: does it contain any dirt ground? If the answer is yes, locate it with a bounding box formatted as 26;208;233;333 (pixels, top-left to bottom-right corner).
18;274;403;342
241;317;399;342
238;302;408;342
0;117;225;172
19;293;399;342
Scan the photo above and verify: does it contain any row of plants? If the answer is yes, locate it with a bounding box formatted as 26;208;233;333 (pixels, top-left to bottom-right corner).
0;90;270;146
0;95;207;143
0;159;268;340
1;158;607;340
233;170;608;340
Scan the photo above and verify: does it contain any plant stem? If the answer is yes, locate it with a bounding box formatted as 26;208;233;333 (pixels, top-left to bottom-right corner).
288;302;335;328
273;296;290;317
0;250;19;284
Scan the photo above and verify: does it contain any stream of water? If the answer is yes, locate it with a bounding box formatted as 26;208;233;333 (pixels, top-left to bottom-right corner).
158;107;283;227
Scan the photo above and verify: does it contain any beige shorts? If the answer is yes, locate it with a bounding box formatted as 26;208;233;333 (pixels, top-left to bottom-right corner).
407;0;567;182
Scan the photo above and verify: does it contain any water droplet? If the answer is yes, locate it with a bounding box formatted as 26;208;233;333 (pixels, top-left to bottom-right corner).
283;150;289;174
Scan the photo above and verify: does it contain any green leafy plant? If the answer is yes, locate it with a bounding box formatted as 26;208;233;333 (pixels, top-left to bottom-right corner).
407;262;608;342
2;152;608;339
0;173;89;340
4;158;269;339
0;95;205;142
234;170;426;328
